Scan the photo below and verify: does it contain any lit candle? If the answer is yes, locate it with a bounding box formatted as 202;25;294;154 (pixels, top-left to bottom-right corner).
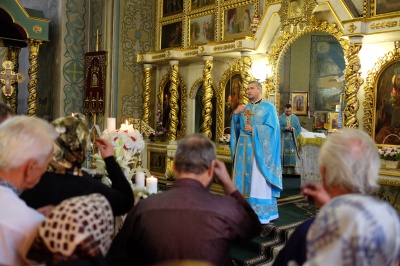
107;118;116;131
146;176;158;194
392;89;396;96
136;172;145;189
120;119;133;131
71;113;74;117
228;95;232;100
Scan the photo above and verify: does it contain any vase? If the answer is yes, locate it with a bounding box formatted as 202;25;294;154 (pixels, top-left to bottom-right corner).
385;160;399;169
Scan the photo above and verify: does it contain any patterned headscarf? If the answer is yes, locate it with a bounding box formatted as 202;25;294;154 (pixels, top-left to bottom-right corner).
28;194;114;264
49;113;90;176
305;194;400;266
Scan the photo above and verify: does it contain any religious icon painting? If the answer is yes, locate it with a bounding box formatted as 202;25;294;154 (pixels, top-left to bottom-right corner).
290;91;308;116
161;21;183;49
189;13;216;46
190;0;216;11
374;0;400;15
163;0;184;17
223;4;254;41
313;111;328;129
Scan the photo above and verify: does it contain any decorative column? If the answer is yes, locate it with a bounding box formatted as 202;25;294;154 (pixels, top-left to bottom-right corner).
167;60;179;141
7;47;21;112
344;36;363;128
202;56;214;139
26;39;42;116
240;51;251;104
142;64;152;126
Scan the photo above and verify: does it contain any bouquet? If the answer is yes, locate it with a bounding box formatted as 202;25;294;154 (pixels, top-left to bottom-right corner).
93;128;145;178
379;147;400;161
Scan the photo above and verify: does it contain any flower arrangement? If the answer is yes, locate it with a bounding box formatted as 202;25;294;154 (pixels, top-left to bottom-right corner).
93;128;145;177
149;103;168;141
379;147;400;161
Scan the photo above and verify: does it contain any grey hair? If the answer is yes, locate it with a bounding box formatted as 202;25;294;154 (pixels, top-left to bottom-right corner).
318;128;380;194
0;116;58;171
249;80;262;90
174;133;216;175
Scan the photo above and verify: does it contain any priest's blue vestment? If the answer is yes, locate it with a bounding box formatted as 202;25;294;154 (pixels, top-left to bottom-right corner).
230;100;282;224
279;113;301;174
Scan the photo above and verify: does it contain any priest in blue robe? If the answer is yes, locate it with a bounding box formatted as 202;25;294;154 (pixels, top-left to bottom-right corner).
230;81;282;224
279;103;301;175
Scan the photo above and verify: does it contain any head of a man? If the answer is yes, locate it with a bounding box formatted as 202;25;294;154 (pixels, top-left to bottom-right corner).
0;103;14;124
284;104;292;116
247;81;262;103
173;134;216;186
0;116;57;191
318;128;380;196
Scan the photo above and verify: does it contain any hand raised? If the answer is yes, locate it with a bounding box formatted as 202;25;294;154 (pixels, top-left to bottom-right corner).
95;138;114;158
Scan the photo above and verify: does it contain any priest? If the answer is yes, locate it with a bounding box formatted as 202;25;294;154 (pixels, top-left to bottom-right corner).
279;103;301;175
230;81;282;224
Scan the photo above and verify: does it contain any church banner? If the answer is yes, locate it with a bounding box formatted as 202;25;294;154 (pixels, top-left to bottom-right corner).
84;51;107;115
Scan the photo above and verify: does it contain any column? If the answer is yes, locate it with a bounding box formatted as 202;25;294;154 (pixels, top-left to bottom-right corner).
142;64;152;128
26;39;42;116
7;46;21;112
344;36;363;128
240;51;252;104
202;56;214;139
167;60;179;141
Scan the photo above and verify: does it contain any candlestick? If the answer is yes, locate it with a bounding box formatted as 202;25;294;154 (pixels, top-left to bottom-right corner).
136;171;145;189
107;118;116;131
146;176;158;194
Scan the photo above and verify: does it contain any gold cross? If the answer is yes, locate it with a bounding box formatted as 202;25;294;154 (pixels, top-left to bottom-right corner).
242;108;254;125
65;62;84;83
0;61;25;97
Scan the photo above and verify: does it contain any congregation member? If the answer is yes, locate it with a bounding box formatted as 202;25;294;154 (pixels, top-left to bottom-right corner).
106;133;261;266
273;128;400;266
279;103;301;175
0;116;57;265
230;80;282;224
0;102;14;123
21;114;134;216
27;193;114;266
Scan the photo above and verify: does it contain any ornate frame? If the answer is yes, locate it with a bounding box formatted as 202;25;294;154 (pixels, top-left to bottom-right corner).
221;1;254;41
160;20;183;50
189;0;218;13
158;72;187;139
290;91;308;116
267;19;354;126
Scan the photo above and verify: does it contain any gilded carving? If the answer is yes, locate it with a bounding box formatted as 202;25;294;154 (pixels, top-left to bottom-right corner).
214;44;235;51
26;39;42;116
167;63;180;140
202;58;214;139
278;0;317;35
240;54;251;104
347;23;357;33
7;47;20;113
344;40;363;128
142;65;152;125
33;25;42;34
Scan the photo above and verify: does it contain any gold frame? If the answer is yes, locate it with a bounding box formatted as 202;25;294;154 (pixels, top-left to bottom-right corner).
162;0;184;18
267;19;352;126
160;20;183;50
221;2;255;41
158;72;187;139
188;11;217;47
290;91;308;116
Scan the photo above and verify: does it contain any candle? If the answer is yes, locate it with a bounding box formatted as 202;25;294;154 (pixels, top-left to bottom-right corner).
71;113;74;117
136;172;145;189
146;176;158;194
120;120;134;131
107;118;116;131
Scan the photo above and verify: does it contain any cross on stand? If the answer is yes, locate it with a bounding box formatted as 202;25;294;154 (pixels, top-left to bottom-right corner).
242;108;254;125
0;61;25;99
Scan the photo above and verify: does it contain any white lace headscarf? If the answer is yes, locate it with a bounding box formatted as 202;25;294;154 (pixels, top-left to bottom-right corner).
39;193;114;257
305;194;400;266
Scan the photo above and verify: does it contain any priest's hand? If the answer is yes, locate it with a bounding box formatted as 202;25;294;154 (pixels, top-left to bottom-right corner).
95;138;114;158
301;182;331;208
213;160;235;195
244;124;253;133
234;105;246;114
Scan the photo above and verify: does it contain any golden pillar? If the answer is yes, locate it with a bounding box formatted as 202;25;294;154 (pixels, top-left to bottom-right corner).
7;47;21;112
167;60;179;141
344;36;363;128
142;64;152;126
26;39;42;116
240;51;251;104
202;56;214;139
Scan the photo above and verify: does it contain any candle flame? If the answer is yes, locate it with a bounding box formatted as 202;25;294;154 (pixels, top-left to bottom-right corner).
125;120;128;125
72;113;74;117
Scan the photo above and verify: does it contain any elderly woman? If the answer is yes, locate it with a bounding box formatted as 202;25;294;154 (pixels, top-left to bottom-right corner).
20;114;134;216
